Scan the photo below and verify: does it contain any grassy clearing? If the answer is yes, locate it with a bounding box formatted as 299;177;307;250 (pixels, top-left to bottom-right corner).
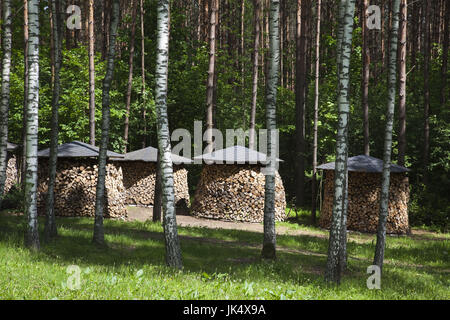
0;211;448;300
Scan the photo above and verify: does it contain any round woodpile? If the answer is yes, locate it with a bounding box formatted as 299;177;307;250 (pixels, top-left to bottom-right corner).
190;165;287;222
319;171;410;234
116;161;190;208
4;155;18;194
37;159;127;218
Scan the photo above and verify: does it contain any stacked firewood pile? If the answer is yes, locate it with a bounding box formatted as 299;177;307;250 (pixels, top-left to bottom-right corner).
37;159;127;218
4;155;18;193
319;171;410;234
190;165;287;223
117;161;190;208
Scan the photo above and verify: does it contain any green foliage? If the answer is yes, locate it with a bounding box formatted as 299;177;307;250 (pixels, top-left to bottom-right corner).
3;1;448;229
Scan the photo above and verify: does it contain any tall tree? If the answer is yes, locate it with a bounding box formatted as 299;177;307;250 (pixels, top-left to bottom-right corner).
261;0;280;261
93;0;120;246
440;0;449;110
21;0;29;185
373;0;401;271
311;0;321;224
123;0;139;153
153;155;162;222
422;0;431;184
24;0;40;250
88;0;96;146
361;0;370;156
155;0;183;269
44;0;65;241
205;0;218;154
140;0;147;148
295;0;310;207
0;0;12;206
249;0;261;150
397;0;407;166
325;0;356;284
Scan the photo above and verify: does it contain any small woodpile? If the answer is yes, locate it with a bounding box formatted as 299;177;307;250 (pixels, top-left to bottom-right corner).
190;165;287;222
37;159;127;218
117;161;190;208
4;155;18;193
319;171;410;234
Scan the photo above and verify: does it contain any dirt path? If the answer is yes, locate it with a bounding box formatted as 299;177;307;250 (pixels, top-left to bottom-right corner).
126;205;327;239
125;206;449;244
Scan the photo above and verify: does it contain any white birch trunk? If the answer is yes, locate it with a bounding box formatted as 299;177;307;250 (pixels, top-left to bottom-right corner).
325;0;356;284
0;0;12;204
24;0;40;250
374;0;401;271
93;0;120;246
155;0;183;269
261;0;280;260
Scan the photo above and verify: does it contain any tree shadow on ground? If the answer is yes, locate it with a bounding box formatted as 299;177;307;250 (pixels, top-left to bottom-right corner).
0;212;447;291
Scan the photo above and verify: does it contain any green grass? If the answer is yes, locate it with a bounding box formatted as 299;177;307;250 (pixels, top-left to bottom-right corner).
0;211;448;300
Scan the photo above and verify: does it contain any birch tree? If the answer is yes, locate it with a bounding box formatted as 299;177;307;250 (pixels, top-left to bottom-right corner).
93;0;120;246
155;0;183;269
21;0;29;185
373;0;401;271
261;0;280;261
24;0;40;250
44;0;65;241
0;0;12;206
325;0;356;284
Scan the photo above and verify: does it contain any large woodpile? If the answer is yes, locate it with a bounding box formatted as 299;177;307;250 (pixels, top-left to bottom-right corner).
37;159;127;218
191;165;287;222
116;161;190;208
319;171;410;234
4;155;18;193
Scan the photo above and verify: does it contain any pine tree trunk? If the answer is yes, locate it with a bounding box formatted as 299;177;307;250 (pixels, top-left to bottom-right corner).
89;0;96;146
140;0;147;148
440;0;449;109
155;0;183;269
123;0;138;153
206;0;218;154
295;0;309;207
423;0;431;185
397;0;407;166
44;0;65;241
311;0;321;224
249;0;261;150
261;0;280;261
93;0;120;246
0;0;12;206
325;0;356;284
362;0;370;156
24;0;40;251
373;0;401;271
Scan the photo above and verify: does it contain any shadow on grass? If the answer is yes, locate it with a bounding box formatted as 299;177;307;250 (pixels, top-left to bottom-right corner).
0;212;447;291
